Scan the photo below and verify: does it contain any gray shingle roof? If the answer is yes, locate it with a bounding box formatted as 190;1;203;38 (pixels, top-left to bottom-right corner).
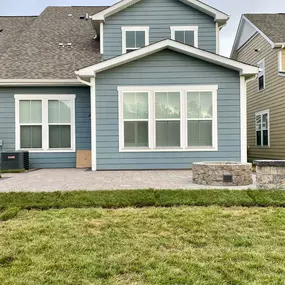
0;6;107;80
245;13;285;44
0;16;37;57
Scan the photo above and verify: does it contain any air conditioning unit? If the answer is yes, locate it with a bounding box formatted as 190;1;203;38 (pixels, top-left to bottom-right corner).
1;151;29;171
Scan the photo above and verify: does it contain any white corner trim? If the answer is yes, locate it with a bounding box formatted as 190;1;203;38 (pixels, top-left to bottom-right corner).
100;22;104;54
121;26;150;54
170;26;199;48
90;77;97;171
118;85;218;153
216;22;220;54
14;94;76;153
91;0;229;24
240;76;247;163
0;79;84;87
77;39;259;78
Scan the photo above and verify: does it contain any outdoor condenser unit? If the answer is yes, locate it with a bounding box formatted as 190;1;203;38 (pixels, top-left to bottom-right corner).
1;151;29;170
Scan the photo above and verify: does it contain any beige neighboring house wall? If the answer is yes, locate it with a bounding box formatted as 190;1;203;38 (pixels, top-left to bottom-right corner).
236;34;285;159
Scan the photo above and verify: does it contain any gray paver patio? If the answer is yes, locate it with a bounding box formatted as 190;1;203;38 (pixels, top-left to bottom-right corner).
0;169;256;192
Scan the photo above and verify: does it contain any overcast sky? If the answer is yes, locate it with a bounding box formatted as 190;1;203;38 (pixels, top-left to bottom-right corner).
1;0;285;56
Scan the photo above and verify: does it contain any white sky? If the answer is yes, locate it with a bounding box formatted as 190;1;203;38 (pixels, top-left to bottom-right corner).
1;0;285;56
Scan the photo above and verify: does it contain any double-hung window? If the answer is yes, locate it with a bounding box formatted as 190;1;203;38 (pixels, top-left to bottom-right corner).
122;27;149;54
257;59;265;91
256;110;269;147
15;95;76;152
170;26;198;47
119;85;217;152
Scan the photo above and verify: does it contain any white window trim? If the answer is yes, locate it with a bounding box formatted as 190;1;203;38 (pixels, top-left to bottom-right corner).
255;109;270;147
121;26;150;54
14;94;76;153
170;26;199;48
257;59;265;91
118;85;218;152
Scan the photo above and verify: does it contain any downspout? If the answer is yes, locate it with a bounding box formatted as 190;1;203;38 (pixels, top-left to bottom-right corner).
240;74;258;163
76;74;97;171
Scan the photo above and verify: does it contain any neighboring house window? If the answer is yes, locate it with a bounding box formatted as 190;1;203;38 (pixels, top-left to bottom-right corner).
257;59;265;91
118;85;217;152
170;26;198;48
256;110;269;147
15;94;76;152
121;27;149;54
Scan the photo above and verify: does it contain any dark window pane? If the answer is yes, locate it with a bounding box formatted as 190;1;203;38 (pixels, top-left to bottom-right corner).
188;120;212;146
124;121;148;147
126;49;136;53
175;31;184;43
256;131;262;146
49;125;71;148
156;121;180;147
126;31;135;48
263;130;269;146
20;126;42;148
185;31;195;46
259;76;264;90
136;31;145;47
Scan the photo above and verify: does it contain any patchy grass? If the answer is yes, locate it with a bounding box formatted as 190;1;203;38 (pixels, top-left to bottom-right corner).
2;190;285;211
0;207;20;221
1;207;285;284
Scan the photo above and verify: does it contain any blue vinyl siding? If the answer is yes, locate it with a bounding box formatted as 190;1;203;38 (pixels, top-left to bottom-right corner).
103;0;217;59
0;87;90;169
96;49;241;170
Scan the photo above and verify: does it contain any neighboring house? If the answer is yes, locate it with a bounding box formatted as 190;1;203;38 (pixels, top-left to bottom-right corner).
231;14;285;160
0;0;258;171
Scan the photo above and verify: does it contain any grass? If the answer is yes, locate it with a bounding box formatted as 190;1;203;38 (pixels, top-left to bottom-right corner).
0;169;25;174
0;207;20;221
2;190;285;212
1;206;285;284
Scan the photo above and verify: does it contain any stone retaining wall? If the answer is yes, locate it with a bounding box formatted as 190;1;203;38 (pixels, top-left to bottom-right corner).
254;160;285;189
193;162;253;186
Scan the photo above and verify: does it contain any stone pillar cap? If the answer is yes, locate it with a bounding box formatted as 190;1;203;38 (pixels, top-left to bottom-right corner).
254;160;285;166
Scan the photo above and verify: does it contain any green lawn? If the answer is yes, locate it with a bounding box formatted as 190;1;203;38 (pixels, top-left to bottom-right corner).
1;206;285;284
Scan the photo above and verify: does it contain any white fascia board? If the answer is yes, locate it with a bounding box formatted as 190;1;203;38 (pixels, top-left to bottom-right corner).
91;0;229;24
77;39;258;77
0;79;84;87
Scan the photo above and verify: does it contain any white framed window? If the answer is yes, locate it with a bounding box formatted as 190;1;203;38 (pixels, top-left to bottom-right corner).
121;26;149;54
170;26;198;48
257;59;265;91
255;110;269;147
118;85;218;152
14;94;76;152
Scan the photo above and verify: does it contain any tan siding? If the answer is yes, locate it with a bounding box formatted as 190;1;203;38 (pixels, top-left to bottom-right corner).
236;34;285;160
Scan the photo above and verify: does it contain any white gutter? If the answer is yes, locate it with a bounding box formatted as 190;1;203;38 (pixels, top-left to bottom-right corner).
0;79;84;86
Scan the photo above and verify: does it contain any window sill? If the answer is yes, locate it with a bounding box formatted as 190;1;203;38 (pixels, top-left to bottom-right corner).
17;149;76;153
120;147;218;153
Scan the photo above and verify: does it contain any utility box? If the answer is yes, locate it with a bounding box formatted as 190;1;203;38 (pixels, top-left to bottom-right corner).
1;151;29;170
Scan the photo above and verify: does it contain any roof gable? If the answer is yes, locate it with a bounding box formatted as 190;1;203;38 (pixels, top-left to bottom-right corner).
77;39;258;78
91;0;229;26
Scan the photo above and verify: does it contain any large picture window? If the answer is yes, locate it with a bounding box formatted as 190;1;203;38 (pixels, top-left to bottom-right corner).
256;110;269;147
119;86;217;152
15;94;76;152
122;27;149;54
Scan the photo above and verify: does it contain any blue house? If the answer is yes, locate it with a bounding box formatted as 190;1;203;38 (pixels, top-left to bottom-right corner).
0;0;258;170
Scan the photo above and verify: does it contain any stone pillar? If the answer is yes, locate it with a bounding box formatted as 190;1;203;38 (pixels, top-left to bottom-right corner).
254;160;285;189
